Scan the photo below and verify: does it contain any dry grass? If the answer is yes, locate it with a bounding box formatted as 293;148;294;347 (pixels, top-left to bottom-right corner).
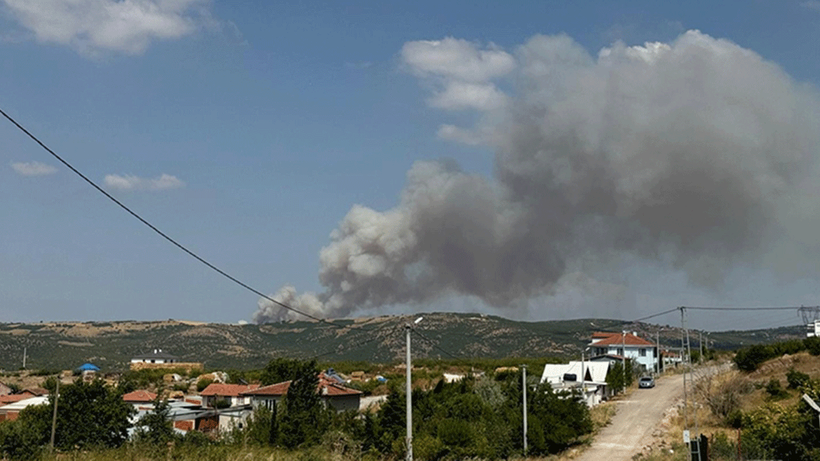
636;353;820;461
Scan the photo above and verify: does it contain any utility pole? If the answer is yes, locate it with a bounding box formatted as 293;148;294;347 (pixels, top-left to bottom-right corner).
681;307;702;461
680;308;689;454
622;331;627;394
522;364;527;456
22;347;26;370
405;324;413;461
699;331;704;363
405;317;422;461
656;331;660;374
49;377;59;452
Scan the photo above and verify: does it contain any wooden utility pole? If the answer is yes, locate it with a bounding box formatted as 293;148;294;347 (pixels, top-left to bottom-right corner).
49;377;59;452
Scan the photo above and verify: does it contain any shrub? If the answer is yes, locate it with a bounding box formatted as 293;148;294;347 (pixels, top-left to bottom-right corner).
787;368;811;389
805;336;820;356
196;377;213;392
765;379;788;399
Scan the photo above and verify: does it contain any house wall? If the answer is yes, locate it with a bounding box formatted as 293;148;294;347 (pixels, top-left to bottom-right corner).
196;415;219;434
129;361;203;372
251;396;283;410
174;420;194;432
601;345;656;370
217;410;252;433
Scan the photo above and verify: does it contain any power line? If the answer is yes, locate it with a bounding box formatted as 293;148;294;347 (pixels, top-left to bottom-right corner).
631;307;680;323
411;328;461;360
0;106;358;329
684;306;804;311
314;323;403;360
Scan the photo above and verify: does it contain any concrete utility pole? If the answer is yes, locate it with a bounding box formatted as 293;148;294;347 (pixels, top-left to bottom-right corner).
622;331;627;393
405;324;413;461
522;364;528;456
656;331;660;374
699;331;704;363
405;317;422;461
22;347;26;370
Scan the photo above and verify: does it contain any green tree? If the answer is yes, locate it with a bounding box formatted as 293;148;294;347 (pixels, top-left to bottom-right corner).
527;384;593;454
135;397;175;445
606;360;632;394
2;379;135;456
276;359;329;448
261;357;309;385
49;379;134;450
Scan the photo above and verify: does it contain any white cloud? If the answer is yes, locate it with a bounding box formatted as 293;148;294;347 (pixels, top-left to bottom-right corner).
402;37;515;82
401;38;515;115
10;161;58;176
437;124;485;145
1;0;215;56
429;81;508;111
104;173;185;191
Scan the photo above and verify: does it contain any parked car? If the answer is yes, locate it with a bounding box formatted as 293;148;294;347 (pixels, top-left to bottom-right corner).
639;376;655;388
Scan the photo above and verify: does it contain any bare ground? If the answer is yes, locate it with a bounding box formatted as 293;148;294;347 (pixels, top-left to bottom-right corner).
574;373;684;461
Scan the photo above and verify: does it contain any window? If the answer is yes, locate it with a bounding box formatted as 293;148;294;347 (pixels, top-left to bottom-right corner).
617;348;623;356
640;348;646;357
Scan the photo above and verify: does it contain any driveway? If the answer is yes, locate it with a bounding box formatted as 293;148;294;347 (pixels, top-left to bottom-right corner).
575;373;684;461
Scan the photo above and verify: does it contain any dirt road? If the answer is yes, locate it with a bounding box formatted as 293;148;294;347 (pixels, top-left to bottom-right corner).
575;374;684;461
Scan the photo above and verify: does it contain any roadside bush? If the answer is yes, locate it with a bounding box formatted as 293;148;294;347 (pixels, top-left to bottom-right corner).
806;336;820;356
787;368;811;389
765;378;788;399
710;432;737;459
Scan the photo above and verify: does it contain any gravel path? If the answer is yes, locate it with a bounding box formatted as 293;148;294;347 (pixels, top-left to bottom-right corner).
574;373;684;461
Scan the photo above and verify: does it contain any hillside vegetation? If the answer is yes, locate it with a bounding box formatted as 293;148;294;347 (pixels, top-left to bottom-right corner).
0;313;804;371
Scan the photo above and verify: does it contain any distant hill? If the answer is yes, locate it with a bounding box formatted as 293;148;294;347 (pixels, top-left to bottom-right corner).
0;313;805;372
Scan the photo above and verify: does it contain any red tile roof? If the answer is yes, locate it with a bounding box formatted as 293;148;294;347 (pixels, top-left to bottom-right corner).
122;390;157;403
242;374;361;398
0;394;31;406
21;388;49;397
591;332;655;347
200;383;259;397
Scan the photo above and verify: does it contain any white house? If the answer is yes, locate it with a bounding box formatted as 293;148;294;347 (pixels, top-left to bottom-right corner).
589;331;657;371
130;349;179;365
200;383;259;408
540;361;611;407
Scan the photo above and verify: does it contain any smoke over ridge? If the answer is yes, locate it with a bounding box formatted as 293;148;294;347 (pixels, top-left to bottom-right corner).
253;30;820;323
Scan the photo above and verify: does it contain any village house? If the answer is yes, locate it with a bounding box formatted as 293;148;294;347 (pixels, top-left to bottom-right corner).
200;383;259;408
129;349;203;372
589;331;658;371
242;373;362;412
541;361;612;407
122;389;157;408
0;396;49;422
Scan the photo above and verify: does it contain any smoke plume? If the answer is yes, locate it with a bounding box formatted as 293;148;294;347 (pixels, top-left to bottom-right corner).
253;31;820;323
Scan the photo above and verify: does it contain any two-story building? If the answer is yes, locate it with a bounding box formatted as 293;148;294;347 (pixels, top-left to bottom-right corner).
589;331;657;371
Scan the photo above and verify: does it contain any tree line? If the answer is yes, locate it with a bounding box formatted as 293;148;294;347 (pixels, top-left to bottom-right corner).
0;358;594;460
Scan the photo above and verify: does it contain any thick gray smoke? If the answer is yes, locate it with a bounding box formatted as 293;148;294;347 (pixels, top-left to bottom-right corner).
253;30;820;323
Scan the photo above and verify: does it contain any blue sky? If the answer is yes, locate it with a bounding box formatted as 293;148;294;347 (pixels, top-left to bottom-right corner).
2;1;820;330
